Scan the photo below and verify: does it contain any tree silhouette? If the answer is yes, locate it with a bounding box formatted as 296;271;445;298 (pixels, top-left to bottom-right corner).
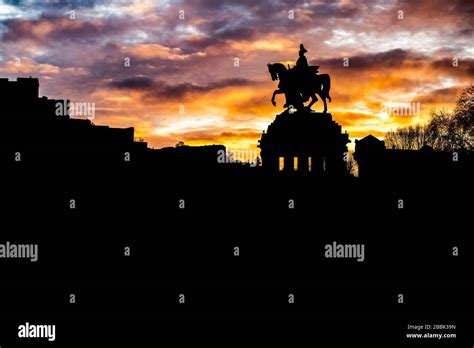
385;85;474;151
385;124;428;150
345;151;358;177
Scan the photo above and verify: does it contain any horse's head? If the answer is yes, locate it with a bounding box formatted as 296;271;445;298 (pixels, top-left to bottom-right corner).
267;63;278;81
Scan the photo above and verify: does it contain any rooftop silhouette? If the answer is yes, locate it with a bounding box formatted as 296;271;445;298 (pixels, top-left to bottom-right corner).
355;134;473;179
0;75;472;180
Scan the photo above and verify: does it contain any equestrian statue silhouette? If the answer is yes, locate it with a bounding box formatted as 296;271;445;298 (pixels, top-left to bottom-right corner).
267;44;331;113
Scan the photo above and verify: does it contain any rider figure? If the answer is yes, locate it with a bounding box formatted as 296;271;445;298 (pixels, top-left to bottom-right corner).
294;44;312;103
296;44;309;71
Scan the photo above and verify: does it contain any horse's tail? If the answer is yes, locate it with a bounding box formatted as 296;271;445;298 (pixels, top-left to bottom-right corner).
319;73;331;102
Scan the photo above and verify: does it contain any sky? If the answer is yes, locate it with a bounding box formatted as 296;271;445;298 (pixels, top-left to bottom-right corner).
0;0;472;153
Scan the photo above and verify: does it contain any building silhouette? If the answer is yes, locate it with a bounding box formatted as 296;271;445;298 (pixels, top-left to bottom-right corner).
354;134;473;179
0;77;145;153
259;110;350;176
0;77;66;121
0;77;223;168
2;76;472;180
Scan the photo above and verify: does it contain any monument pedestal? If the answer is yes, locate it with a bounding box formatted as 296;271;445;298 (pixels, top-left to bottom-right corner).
258;110;350;176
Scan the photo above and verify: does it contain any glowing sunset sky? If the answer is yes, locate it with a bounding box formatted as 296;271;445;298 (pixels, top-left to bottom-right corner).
0;0;472;151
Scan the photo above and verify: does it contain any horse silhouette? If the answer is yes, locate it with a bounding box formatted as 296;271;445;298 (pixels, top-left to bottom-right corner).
268;63;331;113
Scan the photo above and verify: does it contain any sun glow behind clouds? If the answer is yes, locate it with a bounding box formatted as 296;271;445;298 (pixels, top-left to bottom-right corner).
153;116;226;136
0;0;471;151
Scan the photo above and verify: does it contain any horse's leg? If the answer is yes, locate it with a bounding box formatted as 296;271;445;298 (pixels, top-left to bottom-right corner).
322;96;327;113
319;74;331;103
306;93;318;110
291;92;304;112
272;89;284;106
